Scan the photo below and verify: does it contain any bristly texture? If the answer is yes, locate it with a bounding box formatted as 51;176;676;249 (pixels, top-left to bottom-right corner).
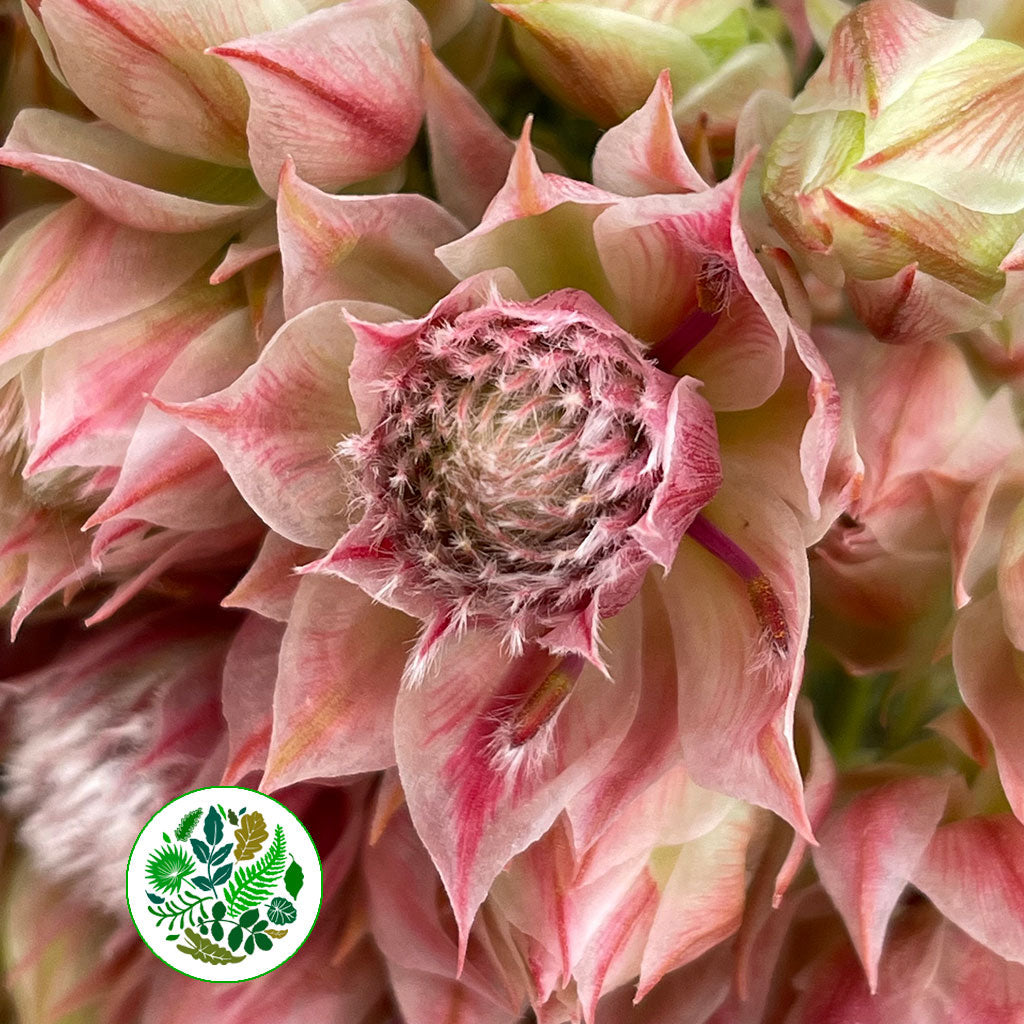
330;289;721;681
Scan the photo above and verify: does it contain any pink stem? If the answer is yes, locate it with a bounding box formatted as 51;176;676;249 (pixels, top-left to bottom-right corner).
650;308;720;372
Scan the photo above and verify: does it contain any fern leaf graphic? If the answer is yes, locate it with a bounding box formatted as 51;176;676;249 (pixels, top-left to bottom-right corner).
222;825;286;917
174;808;203;842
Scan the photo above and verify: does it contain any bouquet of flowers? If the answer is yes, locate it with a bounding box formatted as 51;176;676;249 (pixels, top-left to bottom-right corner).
1;0;1023;1019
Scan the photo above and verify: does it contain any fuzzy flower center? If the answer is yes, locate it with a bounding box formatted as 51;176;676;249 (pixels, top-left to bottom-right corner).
347;303;665;637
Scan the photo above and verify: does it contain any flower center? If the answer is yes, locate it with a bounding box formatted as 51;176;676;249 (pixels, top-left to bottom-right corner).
347;302;665;640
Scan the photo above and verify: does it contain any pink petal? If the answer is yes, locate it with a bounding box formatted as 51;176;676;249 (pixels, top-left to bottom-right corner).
220;613;284;785
953;594;1024;823
394;601;646;965
222;530;316;622
564;584;682;853
437;123;620;310
812;775;950;991
36;0;268;164
626;374;721;570
912;814;1024;965
421;43;517;226
773;699;838;907
845;263;999;345
156;301;365;548
792;0;981;118
0;200;229;373
660;478;814;840
637;802;763;1000
277;159;462;320
26;282;243;477
260;574;414;790
0;109;261;233
86;307;259;533
592;71;709;197
365;805;524;1017
211;0;428;195
210;211;280;284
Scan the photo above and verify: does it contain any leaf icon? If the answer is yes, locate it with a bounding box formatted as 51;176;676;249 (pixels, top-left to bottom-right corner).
174;808;202;842
223;826;286;917
204;806;224;847
176;928;245;965
265;929;288;939
233;812;268;862
266;897;296;926
284;858;304;900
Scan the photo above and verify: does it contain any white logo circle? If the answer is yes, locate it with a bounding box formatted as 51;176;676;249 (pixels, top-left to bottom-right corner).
126;786;322;982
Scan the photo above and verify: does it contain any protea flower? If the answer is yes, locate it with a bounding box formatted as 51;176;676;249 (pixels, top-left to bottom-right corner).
157;75;847;979
761;0;1024;343
0;609;237;912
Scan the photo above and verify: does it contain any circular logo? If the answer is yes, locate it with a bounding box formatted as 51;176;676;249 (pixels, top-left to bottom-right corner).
126;787;322;982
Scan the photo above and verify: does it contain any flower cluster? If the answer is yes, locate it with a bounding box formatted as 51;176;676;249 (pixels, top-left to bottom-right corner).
1;0;1023;1021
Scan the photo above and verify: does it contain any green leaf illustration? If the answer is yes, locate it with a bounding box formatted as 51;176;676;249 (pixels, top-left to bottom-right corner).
162;832;170;843
238;908;259;929
190;875;215;892
174;808;203;842
266;898;296;926
146;892;165;905
211;902;226;920
244;934;255;956
254;933;273;951
233;812;268;862
147;891;210;930
227;926;243;952
176;928;245;965
210;842;233;866
210;920;224;942
204;806;224;847
146;845;197;895
223;825;286;917
284;858;304;901
227;810;239;826
211;863;234;886
190;839;211;864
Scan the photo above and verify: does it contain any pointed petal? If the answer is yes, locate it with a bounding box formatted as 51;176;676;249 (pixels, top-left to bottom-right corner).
953;593;1024;823
627;375;721;570
592;71;708;197
813;775;950;991
211;0;428;194
0;109;261;233
210;211;280;284
86;307;259;533
26;282;243;476
661;478;813;840
277;160;462;320
222;530;316;621
421;43;517;226
394;603;645;964
912;814;1024;964
0;200;229;372
437;124;620;310
793;0;982;117
155;301;363;548
637;802;763;999
565;584;682;852
220;614;284;785
845;263;999;345
260;574;414;790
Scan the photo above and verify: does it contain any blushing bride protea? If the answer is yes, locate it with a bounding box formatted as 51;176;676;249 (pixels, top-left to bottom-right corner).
162;73;847;980
313;281;721;681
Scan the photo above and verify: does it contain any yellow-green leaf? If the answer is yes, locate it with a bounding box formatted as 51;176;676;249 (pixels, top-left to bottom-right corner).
233;811;268;861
